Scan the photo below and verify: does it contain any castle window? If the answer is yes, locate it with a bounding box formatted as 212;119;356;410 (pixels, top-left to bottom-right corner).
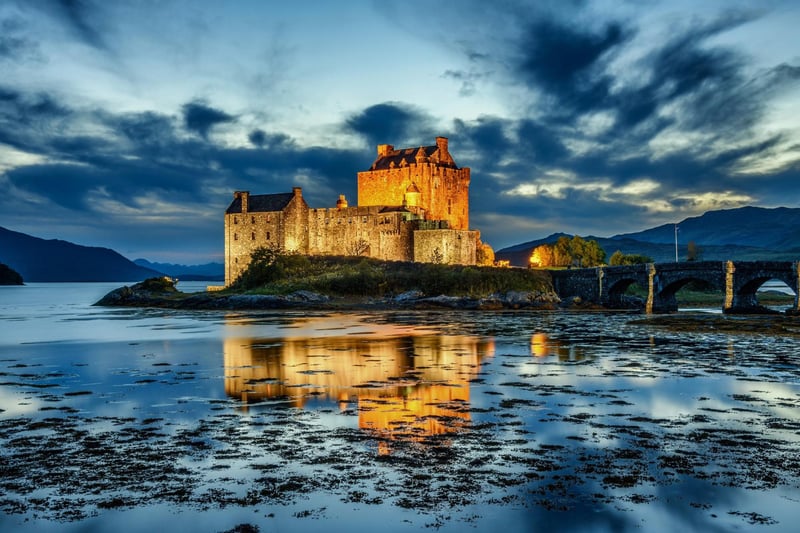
251;216;255;224
251;232;256;240
234;233;238;241
448;199;452;215
362;216;367;223
233;217;238;224
266;231;271;240
266;215;271;222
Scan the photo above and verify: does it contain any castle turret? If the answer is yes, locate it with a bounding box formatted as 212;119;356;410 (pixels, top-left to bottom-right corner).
336;194;348;209
404;182;421;207
377;144;393;158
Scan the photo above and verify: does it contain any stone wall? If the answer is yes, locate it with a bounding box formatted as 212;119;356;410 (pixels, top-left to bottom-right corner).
413;229;478;265
306;206;414;260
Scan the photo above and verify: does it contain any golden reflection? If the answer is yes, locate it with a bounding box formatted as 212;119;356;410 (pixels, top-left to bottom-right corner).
223;332;494;449
529;332;586;361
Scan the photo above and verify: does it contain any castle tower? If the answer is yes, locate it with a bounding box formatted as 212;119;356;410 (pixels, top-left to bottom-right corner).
357;137;470;230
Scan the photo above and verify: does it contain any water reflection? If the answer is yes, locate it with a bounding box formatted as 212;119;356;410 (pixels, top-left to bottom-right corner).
223;332;494;449
530;332;587;361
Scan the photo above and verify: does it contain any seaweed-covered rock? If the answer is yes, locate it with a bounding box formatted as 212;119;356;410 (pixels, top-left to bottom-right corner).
95;276;178;306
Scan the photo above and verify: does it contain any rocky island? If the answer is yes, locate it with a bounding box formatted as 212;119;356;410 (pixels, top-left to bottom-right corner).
95;255;562;311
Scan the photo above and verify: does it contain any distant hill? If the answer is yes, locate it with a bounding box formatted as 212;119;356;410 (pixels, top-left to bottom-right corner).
496;206;800;267
134;259;224;281
613;206;800;249
0;226;163;282
0;262;24;285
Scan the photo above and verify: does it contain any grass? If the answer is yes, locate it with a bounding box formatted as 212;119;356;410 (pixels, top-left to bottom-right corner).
228;254;552;298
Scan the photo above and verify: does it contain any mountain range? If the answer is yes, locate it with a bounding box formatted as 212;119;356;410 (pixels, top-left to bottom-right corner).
133;259;224;281
0;226;162;282
496;206;800;266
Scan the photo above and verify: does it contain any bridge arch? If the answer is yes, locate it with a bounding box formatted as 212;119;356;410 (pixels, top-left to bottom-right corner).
606;277;645;307
726;262;799;312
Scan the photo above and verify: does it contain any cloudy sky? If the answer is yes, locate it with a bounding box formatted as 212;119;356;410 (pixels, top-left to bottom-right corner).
1;0;799;263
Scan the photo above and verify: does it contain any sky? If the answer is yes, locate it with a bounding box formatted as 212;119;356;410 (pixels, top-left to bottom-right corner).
1;0;799;263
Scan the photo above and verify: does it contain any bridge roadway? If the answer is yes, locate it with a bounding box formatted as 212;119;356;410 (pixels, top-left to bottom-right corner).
550;261;800;314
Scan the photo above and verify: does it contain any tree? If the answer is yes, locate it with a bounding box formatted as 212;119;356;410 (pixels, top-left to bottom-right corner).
476;241;495;266
529;244;554;267
609;250;653;266
347;238;370;256
553;236;572;267
687;241;702;262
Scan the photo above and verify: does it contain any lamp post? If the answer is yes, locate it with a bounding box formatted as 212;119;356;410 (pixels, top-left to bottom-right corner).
674;224;679;262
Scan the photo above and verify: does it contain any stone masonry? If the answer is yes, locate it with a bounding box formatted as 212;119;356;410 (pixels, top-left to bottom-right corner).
224;137;480;286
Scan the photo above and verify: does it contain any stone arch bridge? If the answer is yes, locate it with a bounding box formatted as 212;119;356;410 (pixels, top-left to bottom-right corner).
550;261;800;314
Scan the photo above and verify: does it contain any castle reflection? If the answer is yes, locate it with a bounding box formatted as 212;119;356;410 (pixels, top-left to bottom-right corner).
223;331;494;450
530;332;587;361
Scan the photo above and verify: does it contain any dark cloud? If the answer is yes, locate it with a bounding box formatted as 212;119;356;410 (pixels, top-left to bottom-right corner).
0;87;72;152
344;102;433;149
53;0;108;50
248;129;294;150
182;100;236;140
517;18;630;114
0;17;40;61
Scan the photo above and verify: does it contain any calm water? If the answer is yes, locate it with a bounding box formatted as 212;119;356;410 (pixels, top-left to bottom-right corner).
1;283;799;532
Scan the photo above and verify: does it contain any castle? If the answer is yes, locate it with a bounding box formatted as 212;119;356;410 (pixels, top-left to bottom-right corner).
224;136;480;286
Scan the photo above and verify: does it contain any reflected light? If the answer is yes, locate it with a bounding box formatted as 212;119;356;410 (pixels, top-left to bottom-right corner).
223;331;494;452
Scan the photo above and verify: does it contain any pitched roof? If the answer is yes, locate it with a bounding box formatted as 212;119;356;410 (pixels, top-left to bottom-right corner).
368;145;458;171
226;192;295;214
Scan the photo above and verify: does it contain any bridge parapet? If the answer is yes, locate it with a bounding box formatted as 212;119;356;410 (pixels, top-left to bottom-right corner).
549;260;799;314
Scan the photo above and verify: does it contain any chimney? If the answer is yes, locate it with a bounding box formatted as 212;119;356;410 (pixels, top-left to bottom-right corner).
435;136;448;155
292;187;302;198
377;144;393;158
336;194;348;209
235;191;250;213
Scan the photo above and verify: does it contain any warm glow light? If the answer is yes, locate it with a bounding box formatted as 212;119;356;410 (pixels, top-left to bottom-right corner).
531;332;549;357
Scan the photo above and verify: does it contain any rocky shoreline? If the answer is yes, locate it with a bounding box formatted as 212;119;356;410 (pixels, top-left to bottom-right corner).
94;277;565;311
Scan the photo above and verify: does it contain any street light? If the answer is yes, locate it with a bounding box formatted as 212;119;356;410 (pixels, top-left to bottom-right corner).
674;224;679;262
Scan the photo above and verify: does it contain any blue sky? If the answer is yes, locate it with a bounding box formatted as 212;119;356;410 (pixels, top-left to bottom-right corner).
1;0;799;263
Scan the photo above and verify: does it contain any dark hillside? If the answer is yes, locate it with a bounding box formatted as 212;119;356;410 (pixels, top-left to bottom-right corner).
0;226;162;282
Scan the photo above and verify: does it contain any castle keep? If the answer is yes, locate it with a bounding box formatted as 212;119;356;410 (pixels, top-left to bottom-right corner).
224;137;479;285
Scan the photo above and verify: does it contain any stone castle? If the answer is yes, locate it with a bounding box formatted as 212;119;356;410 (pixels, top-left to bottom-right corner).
224;136;480;285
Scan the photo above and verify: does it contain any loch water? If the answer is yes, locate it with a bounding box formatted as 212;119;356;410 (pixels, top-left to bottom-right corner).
1;283;799;532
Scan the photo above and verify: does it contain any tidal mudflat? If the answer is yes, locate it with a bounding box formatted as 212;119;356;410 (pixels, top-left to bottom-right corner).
1;285;799;532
